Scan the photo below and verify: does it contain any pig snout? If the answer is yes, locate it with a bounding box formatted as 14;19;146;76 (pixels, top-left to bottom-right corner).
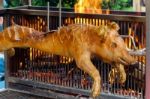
120;50;137;66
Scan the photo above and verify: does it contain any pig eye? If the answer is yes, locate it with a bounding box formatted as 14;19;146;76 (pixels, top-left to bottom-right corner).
111;42;117;48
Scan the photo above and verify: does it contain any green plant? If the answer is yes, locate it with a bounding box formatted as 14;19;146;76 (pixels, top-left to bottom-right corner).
31;0;47;6
62;0;77;8
102;0;132;10
31;0;77;8
5;0;23;7
5;0;77;8
5;0;133;11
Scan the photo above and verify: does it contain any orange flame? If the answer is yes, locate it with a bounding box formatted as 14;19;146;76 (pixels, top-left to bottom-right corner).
126;27;145;64
74;0;103;14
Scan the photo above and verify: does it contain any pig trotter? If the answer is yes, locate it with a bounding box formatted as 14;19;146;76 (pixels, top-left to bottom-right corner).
75;53;101;98
91;74;101;98
108;67;117;84
117;64;126;84
109;64;126;84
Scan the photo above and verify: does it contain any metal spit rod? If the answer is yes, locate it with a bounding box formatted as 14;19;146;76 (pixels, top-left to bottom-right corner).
120;35;146;56
120;35;137;50
47;0;61;31
47;1;50;32
59;0;62;27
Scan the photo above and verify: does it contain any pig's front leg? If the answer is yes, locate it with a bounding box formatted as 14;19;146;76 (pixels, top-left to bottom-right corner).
109;64;126;84
75;52;101;98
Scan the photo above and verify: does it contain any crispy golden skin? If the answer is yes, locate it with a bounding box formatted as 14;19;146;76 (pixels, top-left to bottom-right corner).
0;22;136;98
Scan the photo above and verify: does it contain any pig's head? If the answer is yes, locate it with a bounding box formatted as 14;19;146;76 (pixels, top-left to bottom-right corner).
92;22;136;65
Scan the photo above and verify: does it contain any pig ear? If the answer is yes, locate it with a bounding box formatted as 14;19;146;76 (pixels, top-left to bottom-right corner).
108;22;120;31
97;25;108;42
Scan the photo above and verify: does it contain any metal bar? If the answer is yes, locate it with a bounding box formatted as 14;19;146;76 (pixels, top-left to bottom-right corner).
8;86;77;99
28;0;32;6
0;9;7;15
146;1;150;99
120;35;137;50
8;77;90;96
8;77;133;99
47;2;50;32
4;51;9;88
59;0;62;27
5;9;145;22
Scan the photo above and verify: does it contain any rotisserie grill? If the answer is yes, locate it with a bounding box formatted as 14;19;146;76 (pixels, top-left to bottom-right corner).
0;6;145;99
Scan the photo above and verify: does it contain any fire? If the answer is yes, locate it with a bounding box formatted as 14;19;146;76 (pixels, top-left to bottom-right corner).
68;0;110;26
64;0;110;25
125;27;146;64
74;0;103;14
